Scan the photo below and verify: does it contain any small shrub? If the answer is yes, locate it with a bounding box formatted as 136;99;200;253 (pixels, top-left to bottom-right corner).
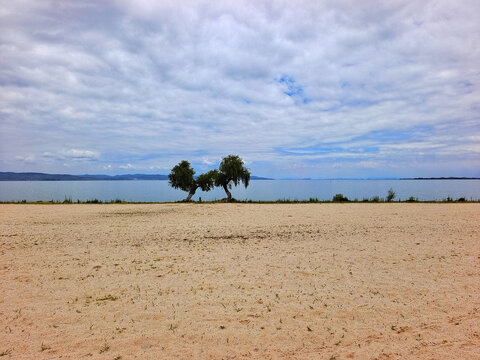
386;188;396;202
309;197;319;203
406;196;418;202
444;196;453;202
332;194;349;202
63;196;72;204
456;197;466;202
370;196;381;202
86;198;101;204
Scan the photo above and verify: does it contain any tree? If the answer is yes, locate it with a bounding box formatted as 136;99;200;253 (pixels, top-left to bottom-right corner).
168;161;217;201
215;155;250;201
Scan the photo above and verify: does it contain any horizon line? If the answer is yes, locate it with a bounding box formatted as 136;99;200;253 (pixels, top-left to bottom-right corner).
1;171;479;181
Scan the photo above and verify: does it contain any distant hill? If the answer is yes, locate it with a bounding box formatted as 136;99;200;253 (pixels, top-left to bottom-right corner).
250;176;274;180
0;172;273;181
400;177;480;180
0;172;169;181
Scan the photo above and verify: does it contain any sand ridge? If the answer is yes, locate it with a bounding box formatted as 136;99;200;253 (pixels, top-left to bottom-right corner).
1;203;479;359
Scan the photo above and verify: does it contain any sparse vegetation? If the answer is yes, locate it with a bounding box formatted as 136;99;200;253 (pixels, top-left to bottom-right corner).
3;191;478;205
99;342;110;354
96;294;118;301
3;196;479;204
0;349;12;357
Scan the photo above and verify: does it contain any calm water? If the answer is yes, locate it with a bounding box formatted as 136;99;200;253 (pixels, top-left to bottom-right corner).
0;180;479;202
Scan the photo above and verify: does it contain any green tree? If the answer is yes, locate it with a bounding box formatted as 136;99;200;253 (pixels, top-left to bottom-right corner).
168;161;217;201
215;155;251;201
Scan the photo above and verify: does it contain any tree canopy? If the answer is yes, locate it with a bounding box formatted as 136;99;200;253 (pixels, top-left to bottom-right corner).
215;154;250;201
168;160;195;193
169;155;250;202
168;161;218;201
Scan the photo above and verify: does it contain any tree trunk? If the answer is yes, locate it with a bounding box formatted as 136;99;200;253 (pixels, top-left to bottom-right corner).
223;183;232;201
185;187;197;202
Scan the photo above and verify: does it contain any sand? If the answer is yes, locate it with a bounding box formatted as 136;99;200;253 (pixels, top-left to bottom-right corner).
1;203;479;359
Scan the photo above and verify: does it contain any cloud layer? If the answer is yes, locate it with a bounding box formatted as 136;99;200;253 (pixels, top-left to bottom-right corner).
1;0;479;177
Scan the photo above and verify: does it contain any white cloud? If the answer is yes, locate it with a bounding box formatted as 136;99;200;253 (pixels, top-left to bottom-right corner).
15;154;36;163
201;157;215;165
61;149;100;159
119;163;134;169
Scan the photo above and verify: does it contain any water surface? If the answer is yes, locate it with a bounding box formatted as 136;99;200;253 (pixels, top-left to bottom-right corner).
1;180;479;202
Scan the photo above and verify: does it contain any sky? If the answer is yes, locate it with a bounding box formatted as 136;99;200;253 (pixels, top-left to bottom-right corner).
1;0;479;179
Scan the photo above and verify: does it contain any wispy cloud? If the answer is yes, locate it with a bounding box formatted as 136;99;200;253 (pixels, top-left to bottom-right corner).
61;149;100;160
1;0;479;177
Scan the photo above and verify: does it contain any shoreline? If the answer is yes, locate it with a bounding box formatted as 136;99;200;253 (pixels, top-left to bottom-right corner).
2;199;479;204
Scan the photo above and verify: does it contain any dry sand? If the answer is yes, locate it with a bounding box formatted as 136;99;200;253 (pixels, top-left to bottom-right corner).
1;203;479;359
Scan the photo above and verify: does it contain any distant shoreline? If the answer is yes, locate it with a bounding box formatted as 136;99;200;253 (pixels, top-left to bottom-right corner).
0;172;273;181
0;172;478;181
399;177;480;180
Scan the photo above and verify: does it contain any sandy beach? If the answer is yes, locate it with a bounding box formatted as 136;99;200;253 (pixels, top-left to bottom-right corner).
1;203;479;359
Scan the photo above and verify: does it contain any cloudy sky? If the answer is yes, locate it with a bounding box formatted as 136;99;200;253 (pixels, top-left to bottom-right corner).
1;0;479;178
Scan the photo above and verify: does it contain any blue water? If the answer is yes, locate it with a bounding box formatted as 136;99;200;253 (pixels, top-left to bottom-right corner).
0;180;479;202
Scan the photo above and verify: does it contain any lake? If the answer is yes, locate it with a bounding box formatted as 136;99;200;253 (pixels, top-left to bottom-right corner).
0;180;479;202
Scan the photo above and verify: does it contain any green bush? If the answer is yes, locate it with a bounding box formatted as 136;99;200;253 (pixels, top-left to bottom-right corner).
332;193;349;202
386;188;396;202
86;198;101;204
